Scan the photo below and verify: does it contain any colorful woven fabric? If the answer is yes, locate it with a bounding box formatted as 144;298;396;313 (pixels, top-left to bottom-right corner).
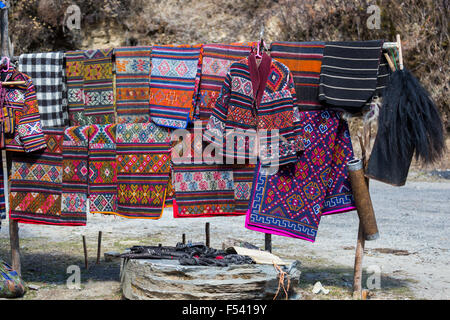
196;43;254;120
115;46;152;123
116;122;172;219
88;124;117;214
65;50;86;126
270;42;325;111
149;44;203;129
0;152;5;223
61;126;90;224
82;49;115;124
3;66;47;153
245;111;355;242
18;52;67;127
9;128;85;226
172;129;254;218
203;52;304;167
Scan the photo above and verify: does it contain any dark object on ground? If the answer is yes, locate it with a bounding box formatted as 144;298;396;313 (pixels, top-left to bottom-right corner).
120;242;255;267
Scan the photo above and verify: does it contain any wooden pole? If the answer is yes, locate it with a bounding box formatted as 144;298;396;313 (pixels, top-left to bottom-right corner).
352;222;365;299
96;231;102;264
82;235;88;269
2;1;21;277
182;233;186;244
205;222;210;248
265;233;272;253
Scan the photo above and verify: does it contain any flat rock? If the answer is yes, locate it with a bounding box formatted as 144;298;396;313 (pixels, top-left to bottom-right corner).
120;258;299;300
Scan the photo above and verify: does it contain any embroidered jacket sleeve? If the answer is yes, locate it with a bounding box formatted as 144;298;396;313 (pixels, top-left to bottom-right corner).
203;72;232;148
8;76;47;152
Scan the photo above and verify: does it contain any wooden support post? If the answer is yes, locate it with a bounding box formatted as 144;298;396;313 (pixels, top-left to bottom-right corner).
82;235;88;269
182;233;186;244
2;2;21;276
265;233;272;253
205;222;210;248
96;231;102;265
353;222;365;299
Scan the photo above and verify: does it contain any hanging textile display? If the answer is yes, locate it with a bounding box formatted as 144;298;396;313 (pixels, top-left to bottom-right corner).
82;49;115;125
61;125;90;222
1;66;47;153
18;52;67;128
203;51;304;167
165;171;174;207
196;43;254;121
245;111;355;242
149;44;203;129
115;46;152;124
270;41;325;111
65;50;86;126
88;124;117;214
172;130;255;218
116;122;172;219
9;128;86;226
0;155;5;223
318;40;385;113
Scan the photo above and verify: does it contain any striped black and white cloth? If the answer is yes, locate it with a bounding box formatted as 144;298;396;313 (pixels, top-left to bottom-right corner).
318;40;387;113
19;52;68;128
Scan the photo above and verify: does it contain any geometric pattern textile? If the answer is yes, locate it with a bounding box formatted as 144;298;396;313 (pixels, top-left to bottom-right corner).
65;50;86;126
245;111;355;242
9;128;85;226
82;49;115;125
195;43;254;120
61;126;90;223
116;122;172;219
149;44;203;129
88;124;117;214
172;129;254;218
115;46;152;123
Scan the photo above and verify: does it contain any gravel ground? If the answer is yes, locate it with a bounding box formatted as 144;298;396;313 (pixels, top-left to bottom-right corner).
0;178;449;300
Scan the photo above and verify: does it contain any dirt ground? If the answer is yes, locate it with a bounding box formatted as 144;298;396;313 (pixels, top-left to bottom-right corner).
0;168;449;300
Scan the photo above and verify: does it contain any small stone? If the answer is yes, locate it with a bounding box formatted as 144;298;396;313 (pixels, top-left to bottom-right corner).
27;284;40;291
312;281;329;295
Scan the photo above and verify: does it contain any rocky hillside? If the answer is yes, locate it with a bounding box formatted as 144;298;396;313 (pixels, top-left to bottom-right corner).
7;0;449;131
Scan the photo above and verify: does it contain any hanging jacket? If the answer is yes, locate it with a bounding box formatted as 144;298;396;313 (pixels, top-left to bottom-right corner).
1;66;47;152
203;51;304;167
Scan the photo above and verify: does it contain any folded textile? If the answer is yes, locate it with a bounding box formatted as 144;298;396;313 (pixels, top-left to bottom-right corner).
0;152;5;223
61;126;90;223
88;124;117;214
115;46;152;123
172;129;255;218
18;52;67;128
9;128;86;226
65;50;86;126
149;44;203;129
82;49;115;124
246;111;355;242
270;41;325;111
116;122;172;219
318;40;384;112
196;43;254;120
